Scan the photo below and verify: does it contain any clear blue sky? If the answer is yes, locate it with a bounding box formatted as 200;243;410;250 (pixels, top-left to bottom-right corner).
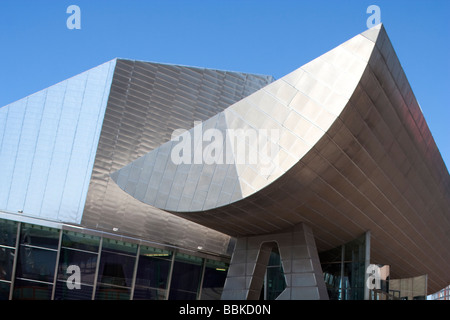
1;0;449;168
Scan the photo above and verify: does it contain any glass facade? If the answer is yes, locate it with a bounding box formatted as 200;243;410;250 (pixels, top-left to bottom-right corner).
320;234;368;300
0;219;18;300
169;253;203;300
264;247;286;300
429;285;450;300
0;217;228;300
201;259;228;300
134;246;172;300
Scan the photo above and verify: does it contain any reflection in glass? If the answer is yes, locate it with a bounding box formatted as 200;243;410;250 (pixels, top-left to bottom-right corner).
319;234;367;300
0;218;234;301
0;220;18;246
265;249;286;300
133;287;166;300
61;230;100;252
58;248;98;285
134;246;171;300
320;245;342;300
20;224;60;249
54;281;93;300
96;238;137;297
266;266;286;300
97;251;136;288
13;279;53;300
16;246;57;283
102;238;137;255
201;260;228;300
0;282;10;300
0;247;15;281
169;253;202;300
95;284;130;300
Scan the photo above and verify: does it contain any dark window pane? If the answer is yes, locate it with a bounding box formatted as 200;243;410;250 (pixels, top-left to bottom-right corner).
20;224;60;249
97;251;135;287
13;279;52;300
0;282;10;300
0;247;15;281
343;262;365;300
268;250;281;266
319;246;341;264
102;238;137;255
16;246;57;282
133;286;166;300
169;253;202;300
0;219;18;247
169;290;197;300
95;284;130;300
62;231;100;252
201;261;228;300
57;248;98;285
265;247;286;300
266;266;286;300
344;235;365;262
54;281;93;300
135;255;171;288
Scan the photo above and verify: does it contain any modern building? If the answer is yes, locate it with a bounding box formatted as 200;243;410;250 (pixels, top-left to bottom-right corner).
0;24;449;300
429;285;450;300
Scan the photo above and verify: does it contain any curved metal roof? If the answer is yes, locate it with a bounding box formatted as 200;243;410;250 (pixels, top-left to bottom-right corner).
113;25;450;293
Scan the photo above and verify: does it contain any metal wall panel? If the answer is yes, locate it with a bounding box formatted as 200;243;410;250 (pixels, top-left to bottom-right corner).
111;26;450;293
81;60;274;256
112;31;371;214
0;60;116;223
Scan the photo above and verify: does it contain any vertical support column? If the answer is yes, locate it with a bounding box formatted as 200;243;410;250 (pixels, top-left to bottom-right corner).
339;244;345;299
247;241;275;300
91;236;103;300
197;258;207;300
164;251;176;300
364;231;371;300
221;223;328;300
220;236;256;300
276;223;328;300
9;222;21;300
130;244;141;300
51;228;64;300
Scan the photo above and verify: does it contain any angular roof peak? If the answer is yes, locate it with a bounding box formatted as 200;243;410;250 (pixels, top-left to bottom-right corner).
361;22;385;43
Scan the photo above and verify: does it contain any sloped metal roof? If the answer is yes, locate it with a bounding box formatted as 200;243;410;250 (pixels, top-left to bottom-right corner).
112;25;450;293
